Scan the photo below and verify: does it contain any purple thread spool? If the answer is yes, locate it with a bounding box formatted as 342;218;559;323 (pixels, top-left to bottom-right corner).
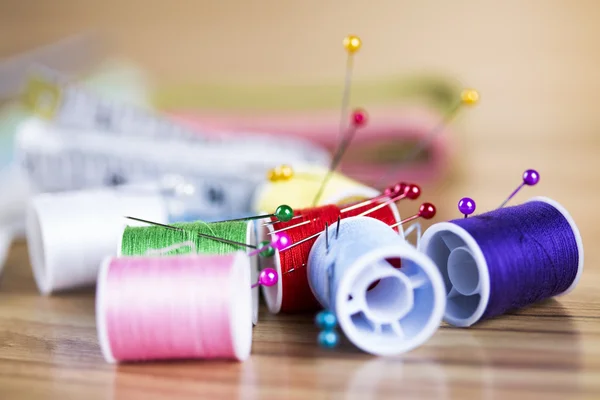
419;197;583;327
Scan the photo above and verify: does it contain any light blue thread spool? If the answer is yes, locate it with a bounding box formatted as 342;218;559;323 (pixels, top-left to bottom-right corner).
307;216;446;355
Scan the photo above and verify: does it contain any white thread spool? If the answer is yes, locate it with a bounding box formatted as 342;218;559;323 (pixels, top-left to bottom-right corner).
27;188;168;294
259;198;402;315
307;217;445;355
418;196;584;327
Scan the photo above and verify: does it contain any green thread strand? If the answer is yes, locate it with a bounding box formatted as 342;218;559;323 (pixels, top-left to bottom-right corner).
121;221;250;256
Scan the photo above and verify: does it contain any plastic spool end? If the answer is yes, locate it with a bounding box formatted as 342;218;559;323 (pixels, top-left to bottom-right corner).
229;252;253;361
246;221;259;325
96;257;116;364
419;222;490;327
26;196;53;295
528;196;584;296
307;218;445;356
259;222;283;314
335;244;445;355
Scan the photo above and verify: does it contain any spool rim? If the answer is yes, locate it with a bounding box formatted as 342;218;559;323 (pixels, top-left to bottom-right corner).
527;196;584;296
96;256;116;363
26;197;52;295
246;221;259;325
0;227;11;277
419;222;491;327
334;242;446;355
229;252;253;361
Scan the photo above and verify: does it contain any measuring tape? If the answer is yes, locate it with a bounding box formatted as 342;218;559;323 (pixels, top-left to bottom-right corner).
15;117;329;220
21;67;327;159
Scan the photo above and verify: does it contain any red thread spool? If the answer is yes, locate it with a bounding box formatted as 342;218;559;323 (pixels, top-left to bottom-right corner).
261;200;400;313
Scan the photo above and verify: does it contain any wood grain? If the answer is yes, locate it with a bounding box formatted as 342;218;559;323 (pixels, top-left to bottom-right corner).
1;1;600;398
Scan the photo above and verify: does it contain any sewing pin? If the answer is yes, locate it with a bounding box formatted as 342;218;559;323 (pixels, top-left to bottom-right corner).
124;216;257;249
498;169;540;208
339;182;408;213
325;222;330;252
251;232;291;257
213;204;294;224
312;108;368;206
357;184;421;217
458;197;476;218
376;88;479;188
389;203;436;229
251;268;279;289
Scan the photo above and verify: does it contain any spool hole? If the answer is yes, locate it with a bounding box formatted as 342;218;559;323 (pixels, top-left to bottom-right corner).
364;275;411;322
368;258;402;291
447;247;480;296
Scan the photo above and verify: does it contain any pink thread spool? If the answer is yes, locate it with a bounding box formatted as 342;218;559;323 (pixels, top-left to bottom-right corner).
96;252;252;363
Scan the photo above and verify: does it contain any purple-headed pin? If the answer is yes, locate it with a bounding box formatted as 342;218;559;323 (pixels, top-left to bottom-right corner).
498;169;540;208
458;197;476;218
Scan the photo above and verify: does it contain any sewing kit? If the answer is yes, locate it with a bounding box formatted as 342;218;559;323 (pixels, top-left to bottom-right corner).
3;34;583;364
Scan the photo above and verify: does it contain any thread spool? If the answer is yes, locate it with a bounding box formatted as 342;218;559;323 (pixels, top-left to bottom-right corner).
307;217;445;355
419;197;583;327
253;165;380;214
119;220;260;325
26;189;168;294
96;252;252;363
260;200;401;314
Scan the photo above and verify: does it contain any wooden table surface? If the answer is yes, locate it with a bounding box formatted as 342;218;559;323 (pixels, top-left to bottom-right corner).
1;134;599;399
2;1;600;399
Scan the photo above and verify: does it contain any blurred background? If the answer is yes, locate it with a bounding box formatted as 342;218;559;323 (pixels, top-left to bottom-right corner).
0;0;599;241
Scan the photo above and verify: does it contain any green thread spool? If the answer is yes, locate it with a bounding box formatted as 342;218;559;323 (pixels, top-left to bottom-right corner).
119;220;260;324
120;221;251;256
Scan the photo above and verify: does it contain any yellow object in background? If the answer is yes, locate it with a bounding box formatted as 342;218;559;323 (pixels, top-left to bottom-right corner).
253;165;379;213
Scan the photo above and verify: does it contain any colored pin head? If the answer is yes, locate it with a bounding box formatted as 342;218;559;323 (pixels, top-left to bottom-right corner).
461;89;479;106
251;267;279;289
271;231;291;251
343;35;362;53
257;231;291;257
267;164;294;182
315;310;339;349
340;182;408;215
274;205;294;222
384;182;407;197
315;310;338;329
458;197;476;218
354;182;420;219
406;184;421;200
390;201;436;228
352;109;367;126
258;241;275;257
258;268;278;287
523;169;540;186
419;203;437;219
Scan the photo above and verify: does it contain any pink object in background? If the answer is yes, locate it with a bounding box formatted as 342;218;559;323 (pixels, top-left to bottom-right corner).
169;106;452;188
97;253;252;363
